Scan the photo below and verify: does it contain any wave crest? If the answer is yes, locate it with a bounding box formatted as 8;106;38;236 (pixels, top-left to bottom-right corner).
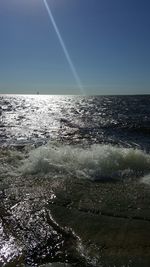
21;143;150;181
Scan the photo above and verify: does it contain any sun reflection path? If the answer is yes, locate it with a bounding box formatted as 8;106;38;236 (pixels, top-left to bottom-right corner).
43;0;85;95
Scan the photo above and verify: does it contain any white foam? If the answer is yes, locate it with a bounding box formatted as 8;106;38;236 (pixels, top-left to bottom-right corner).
141;174;150;185
20;143;150;181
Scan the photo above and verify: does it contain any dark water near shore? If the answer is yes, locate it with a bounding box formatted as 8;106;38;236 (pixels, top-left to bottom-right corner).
0;95;150;267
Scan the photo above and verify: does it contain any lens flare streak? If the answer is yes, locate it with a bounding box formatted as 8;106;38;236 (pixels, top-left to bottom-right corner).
43;0;84;94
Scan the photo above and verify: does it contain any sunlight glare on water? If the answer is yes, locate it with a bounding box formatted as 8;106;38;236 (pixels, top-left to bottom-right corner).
1;95;150;266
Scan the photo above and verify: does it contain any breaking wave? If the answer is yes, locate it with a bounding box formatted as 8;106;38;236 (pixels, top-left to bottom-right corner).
20;143;150;181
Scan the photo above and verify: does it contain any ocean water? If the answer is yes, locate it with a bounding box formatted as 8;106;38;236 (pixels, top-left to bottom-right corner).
1;94;150;150
1;94;150;181
0;94;150;267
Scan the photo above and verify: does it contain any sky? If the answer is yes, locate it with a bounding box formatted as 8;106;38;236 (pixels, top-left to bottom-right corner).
0;0;150;95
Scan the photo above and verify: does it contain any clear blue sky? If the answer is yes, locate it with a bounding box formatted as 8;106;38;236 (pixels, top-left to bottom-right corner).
0;0;150;95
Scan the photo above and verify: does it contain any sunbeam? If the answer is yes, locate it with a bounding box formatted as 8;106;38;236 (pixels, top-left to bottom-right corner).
43;0;84;94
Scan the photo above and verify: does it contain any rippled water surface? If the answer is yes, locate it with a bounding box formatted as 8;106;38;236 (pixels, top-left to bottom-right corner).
0;94;150;149
0;95;150;267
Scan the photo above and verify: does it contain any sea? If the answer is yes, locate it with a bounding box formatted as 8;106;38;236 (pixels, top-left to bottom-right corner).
0;94;150;267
